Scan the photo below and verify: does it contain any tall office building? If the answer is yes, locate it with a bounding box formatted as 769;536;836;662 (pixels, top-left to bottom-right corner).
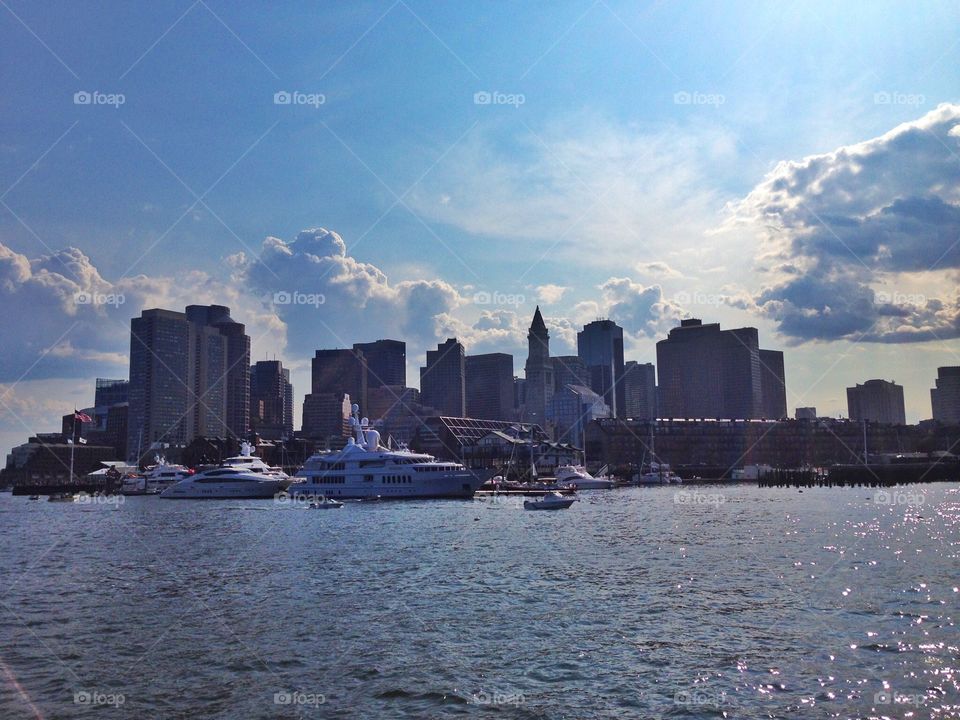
847;379;906;425
250;360;294;440
931;367;960;424
127;306;249;461
759;349;788;419
94;379;128;408
420;338;466;417
656;319;768;420
466;353;514;420
622;361;657;419
550;384;611;445
524;307;554;426
301;393;352;440
552;355;590;392
353;339;406;388
185;305;251;440
577;319;626;418
302;349;368;438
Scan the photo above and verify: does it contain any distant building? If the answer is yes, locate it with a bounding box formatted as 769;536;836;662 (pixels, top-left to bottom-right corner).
552;355;589;391
303;349;368;439
656;318;780;420
550;383;611;445
420;338;466;417
622;361;657;419
465;353;514;420
524;307;554;427
577;319;626;418
353;339;406;388
94;379;128;408
759;350;787;419
250;360;294;440
847;379;906;425
127;307;249;461
795;407;817;421
931;367;960;424
513;377;526;413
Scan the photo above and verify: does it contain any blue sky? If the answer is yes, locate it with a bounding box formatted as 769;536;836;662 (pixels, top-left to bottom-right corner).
1;0;959;457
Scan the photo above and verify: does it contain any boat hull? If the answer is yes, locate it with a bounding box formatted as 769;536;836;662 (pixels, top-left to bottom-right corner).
289;470;488;500
160;480;282;499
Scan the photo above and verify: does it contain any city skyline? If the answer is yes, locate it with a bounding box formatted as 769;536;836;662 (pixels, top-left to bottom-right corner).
2;2;959;459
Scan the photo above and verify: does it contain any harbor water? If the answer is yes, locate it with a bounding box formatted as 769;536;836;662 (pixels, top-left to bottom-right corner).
0;483;957;718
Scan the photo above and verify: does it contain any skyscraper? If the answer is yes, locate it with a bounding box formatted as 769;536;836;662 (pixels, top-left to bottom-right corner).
847;379;906;425
420;338;466;417
465;353;514;420
353;339;406;388
302;349;368;438
759;349;788;420
127;306;250;461
552;355;590;391
931;366;960;424
250;360;294;440
577;319;625;418
185;305;251;440
94;379;128;408
524;307;554;426
550;384;611;445
656;318;767;420
622;361;657;419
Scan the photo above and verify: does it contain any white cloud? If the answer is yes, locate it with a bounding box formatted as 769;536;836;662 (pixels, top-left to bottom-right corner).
536;284;568;304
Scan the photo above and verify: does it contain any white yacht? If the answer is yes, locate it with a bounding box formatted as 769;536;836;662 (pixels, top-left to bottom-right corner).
140;457;193;492
289;405;488;500
633;462;683;485
219;442;293;488
554;464;615;490
159;467;282;499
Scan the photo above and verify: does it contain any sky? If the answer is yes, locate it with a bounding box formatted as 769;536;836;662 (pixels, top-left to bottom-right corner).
1;0;959;458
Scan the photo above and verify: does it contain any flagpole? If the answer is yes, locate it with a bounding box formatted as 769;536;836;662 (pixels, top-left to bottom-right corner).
69;411;76;484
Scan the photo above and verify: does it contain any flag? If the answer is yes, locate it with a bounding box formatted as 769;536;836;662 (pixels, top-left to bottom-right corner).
74;410;93;423
78;437;87;444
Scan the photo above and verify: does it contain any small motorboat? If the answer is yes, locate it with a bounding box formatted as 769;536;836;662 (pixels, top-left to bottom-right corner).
309;497;344;509
28;494;40;500
47;493;74;502
524;491;577;511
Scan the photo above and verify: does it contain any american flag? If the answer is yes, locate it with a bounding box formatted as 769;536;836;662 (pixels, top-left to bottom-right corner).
74;410;93;422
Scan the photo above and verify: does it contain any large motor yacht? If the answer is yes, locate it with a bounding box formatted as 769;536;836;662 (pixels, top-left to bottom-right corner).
159;467;283;499
290;405;488;500
218;442;293;488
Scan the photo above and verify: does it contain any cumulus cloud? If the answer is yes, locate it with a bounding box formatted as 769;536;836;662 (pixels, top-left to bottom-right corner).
536;284;568;304
730;103;960;343
600;277;686;338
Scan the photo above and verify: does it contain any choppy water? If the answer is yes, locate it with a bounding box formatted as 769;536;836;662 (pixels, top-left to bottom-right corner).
0;483;957;719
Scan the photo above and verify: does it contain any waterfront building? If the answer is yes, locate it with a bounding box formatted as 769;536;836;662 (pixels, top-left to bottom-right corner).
250;360;294;440
353;339;406;388
94;378;128;408
656;318;782;420
759;350;788;419
466;353;514;420
550;383;611;445
302;349;368;440
524;307;554;427
301;393;353;442
622;361;657;419
577;319;626;418
847;379;906;425
420;338;466;417
931;366;960;424
128;307;250;461
795;407;817;421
